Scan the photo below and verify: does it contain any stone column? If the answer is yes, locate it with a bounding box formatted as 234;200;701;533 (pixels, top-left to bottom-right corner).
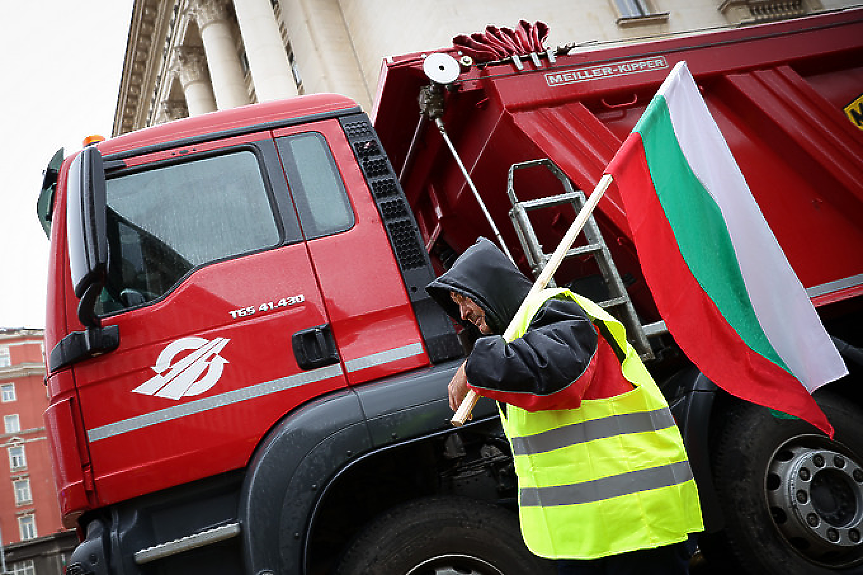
188;0;249;110
173;46;218;116
233;0;298;101
277;0;372;110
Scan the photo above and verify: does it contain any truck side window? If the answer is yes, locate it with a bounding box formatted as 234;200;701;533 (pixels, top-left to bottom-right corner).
96;150;280;315
277;133;354;239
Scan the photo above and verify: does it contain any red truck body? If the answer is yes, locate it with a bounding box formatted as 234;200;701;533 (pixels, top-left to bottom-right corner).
39;9;863;575
374;9;863;308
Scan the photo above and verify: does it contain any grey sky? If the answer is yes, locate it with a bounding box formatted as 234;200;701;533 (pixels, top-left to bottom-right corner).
1;1;133;328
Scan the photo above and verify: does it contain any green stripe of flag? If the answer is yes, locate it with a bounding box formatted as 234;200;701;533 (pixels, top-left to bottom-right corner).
635;94;791;375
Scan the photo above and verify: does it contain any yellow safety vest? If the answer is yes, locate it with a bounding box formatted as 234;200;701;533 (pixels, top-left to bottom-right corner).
499;288;703;559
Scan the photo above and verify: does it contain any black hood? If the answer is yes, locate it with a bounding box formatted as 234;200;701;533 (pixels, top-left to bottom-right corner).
426;237;533;335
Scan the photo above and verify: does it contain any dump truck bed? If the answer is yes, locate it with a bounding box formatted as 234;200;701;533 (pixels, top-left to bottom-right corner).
374;9;863;316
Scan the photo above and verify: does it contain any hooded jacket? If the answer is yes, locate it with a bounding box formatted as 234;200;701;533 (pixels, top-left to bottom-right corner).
426;238;631;411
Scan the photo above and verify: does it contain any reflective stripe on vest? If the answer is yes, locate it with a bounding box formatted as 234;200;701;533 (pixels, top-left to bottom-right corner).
500;288;703;559
519;459;694;507
509;406;676;456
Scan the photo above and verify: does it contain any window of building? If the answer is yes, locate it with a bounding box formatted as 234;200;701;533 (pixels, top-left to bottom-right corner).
288;50;303;92
239;49;251;76
615;0;649;17
97;150;281;315
18;514;37;541
14;478;32;505
11;560;36;575
1;382;15;402
276;132;353;239
9;445;26;470
4;413;21;434
612;0;669;26
0;346;10;368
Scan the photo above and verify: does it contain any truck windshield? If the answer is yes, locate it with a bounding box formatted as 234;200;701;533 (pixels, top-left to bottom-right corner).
96;150;279;315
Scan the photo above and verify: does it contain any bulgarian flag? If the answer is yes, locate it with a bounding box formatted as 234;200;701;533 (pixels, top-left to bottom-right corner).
606;61;847;437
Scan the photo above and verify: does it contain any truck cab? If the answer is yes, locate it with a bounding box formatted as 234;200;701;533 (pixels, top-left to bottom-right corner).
39;95;525;575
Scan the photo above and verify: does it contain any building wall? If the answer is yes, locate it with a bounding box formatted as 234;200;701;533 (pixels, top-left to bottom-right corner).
3;530;78;575
335;0;728;105
0;329;66;551
113;0;856;135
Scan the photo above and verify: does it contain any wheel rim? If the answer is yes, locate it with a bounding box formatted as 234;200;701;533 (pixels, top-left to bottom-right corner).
405;553;505;575
766;434;863;567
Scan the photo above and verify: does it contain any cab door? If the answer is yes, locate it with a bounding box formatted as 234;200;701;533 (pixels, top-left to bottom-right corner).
273;121;430;388
67;132;346;505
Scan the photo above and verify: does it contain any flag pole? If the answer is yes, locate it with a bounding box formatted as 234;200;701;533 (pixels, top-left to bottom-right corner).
452;173;614;426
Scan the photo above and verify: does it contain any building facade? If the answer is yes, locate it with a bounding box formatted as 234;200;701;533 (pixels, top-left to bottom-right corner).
113;0;855;135
0;329;72;574
1;531;77;575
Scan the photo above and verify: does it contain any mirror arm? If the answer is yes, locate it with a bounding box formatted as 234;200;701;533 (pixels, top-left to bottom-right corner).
77;282;104;328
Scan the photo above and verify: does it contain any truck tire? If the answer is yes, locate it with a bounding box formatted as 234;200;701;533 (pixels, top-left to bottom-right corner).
700;392;863;574
331;496;556;575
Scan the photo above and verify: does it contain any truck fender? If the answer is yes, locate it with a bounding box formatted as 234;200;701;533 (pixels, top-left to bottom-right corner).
238;386;371;575
669;334;863;536
238;359;485;575
666;367;725;532
832;336;863;371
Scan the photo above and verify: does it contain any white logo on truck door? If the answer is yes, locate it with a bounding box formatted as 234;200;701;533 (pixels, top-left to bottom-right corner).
133;337;230;400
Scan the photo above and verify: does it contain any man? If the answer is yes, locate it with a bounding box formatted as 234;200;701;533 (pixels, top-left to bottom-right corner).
427;237;703;575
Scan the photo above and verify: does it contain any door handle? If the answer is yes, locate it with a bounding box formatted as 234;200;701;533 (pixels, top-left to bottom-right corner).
292;324;339;370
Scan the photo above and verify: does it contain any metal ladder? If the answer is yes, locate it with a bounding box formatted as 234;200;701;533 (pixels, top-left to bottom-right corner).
506;159;657;360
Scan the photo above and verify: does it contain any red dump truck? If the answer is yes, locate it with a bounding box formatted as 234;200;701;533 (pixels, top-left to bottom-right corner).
37;8;863;575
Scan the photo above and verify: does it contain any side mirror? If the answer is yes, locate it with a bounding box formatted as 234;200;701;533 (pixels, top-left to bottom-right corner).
66;146;108;327
36;148;64;237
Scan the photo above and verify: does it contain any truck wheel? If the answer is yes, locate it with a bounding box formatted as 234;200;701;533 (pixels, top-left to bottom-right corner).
701;392;863;574
331;496;555;575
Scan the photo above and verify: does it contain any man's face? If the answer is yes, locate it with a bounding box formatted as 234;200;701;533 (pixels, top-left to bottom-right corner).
451;292;492;335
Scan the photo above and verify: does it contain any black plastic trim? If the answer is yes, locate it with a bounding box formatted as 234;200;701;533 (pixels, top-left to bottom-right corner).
667;367;725;532
833;335;863;370
66;518;110;575
292;324;340;370
338;113;463;364
70;471;244;575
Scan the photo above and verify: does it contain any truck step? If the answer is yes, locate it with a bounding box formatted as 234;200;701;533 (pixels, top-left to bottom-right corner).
134;522;241;565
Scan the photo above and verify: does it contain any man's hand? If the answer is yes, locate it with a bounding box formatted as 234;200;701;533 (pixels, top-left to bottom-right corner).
448;361;470;412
